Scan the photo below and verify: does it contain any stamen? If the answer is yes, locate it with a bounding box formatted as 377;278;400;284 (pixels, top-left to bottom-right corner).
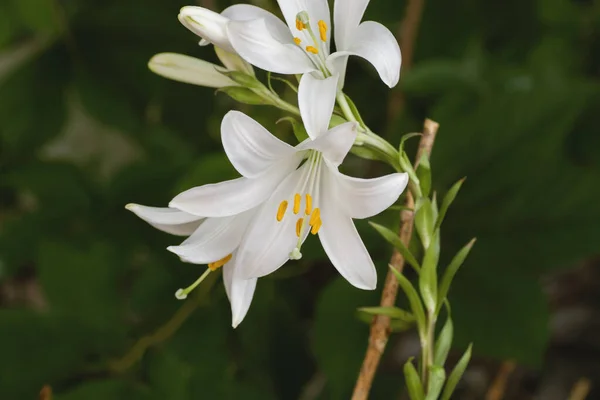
277;200;288;221
311;218;322;235
296;19;306;30
309;208;321;226
296;218;304;237
306;46;319;54
208;253;232;271
318;20;327;42
305;194;312;215
294;37;302;45
293;193;301;214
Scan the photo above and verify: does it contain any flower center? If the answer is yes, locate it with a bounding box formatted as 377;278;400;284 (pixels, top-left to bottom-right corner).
275;152;324;260
174;253;232;300
293;11;329;74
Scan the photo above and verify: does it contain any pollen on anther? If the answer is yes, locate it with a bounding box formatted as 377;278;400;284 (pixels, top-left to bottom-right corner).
309;208;321;226
306;46;319;54
305;194;312;215
208;253;233;271
318;20;327;42
293;193;301;214
277;200;288;221
293;37;302;45
311;219;322;235
296;19;306;30
296;218;304;237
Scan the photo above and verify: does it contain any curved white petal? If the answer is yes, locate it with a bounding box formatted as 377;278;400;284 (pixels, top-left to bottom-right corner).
297;122;357;166
318;167;377;290
222;4;291;42
221;111;296;178
167;211;254;264
179;7;233;51
223;256;258;328
236;163;313;279
126;204;203;236
345;21;401;88
170;158;300;217
298;73;339;139
277;0;331;50
148;53;236;88
326;52;350;89
227;18;316;74
333;0;369;51
333;172;408;219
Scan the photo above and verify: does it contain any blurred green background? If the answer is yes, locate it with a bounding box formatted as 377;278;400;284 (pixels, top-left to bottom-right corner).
1;0;600;399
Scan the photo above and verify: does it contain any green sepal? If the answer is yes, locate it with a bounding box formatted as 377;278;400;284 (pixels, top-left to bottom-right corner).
403;358;425;400
419;230;440;314
389;265;426;337
277;117;309;142
369;222;421;272
221;70;265;90
436;238;476;314
414;197;436;250
435;178;465;231
416;154;432;198
217;86;268;105
425;366;446;400
440;344;473;400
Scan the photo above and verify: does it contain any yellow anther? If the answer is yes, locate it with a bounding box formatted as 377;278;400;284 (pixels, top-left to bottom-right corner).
306;46;319;54
305;194;312;215
296;218;304;237
311;218;322;235
293;37;302;45
309;208;321;226
208;254;233;271
293;193;301;214
318;20;327;42
296;19;306;30
277;200;288;221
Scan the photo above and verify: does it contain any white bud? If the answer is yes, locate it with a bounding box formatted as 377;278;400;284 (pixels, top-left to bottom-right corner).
148;53;237;88
178;6;233;52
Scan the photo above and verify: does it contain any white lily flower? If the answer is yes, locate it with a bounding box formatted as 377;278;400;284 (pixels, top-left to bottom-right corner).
224;0;401;88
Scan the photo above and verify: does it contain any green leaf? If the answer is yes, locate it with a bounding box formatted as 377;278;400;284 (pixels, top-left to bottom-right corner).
434;178;465;232
403;358;425;400
369;222;421;272
425;366;446;400
389;266;426;337
419;230;440;313
414;197;435;250
358;306;415;321
440;345;472;400
433;313;453;366
437;238;476;314
416;154;432;198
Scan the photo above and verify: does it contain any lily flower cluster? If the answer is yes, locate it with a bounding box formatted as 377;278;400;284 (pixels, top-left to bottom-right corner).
128;0;407;327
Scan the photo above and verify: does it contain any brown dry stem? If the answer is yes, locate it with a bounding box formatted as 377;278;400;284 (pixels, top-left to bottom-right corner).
351;119;439;400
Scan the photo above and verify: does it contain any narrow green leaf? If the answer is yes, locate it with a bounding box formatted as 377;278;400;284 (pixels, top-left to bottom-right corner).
358;306;415;321
389;265;426;336
437;238;476;314
416;154;432;198
403;358;425;400
271;76;299;93
370;222;421;272
399;132;422;155
434;178;466;231
419;230;440;313
433;314;453;366
390;319;414;332
425;366;446;400
441;344;473;400
414;197;435;249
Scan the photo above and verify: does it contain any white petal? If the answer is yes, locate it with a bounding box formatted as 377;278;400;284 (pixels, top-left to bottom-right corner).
170;159;299;217
227;18;316;74
236;163;313;279
333;172;408;219
167;211;253;264
277;0;331;50
179;7;233;51
298;73;339;139
318;167;377;290
345;21;401;88
326;52;350;89
125;204;203;236
222;4;291;42
333;0;369;51
148;53;236;88
223;256;258;328
297;122;357;166
221;111;296;178
214;47;254;75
